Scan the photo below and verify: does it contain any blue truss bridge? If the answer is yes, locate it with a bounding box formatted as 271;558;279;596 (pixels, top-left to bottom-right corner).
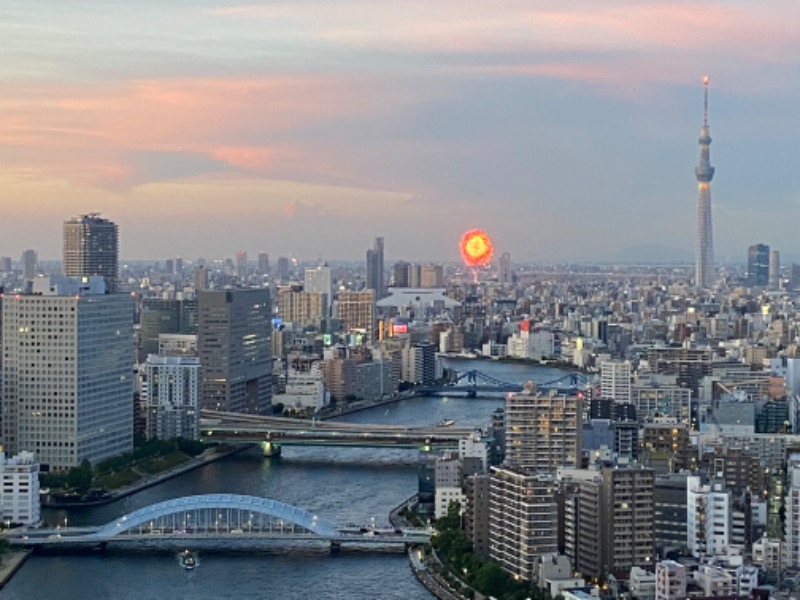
7;494;430;551
417;369;590;397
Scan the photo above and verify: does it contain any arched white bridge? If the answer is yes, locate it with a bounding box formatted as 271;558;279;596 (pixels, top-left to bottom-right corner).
10;494;429;548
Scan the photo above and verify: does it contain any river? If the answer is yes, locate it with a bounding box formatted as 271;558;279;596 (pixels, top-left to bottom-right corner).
2;359;573;600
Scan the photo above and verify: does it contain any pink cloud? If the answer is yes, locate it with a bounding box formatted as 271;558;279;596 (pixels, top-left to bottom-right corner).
0;74;392;186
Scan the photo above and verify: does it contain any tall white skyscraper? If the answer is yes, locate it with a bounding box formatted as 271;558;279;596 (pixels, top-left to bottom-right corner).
2;276;134;470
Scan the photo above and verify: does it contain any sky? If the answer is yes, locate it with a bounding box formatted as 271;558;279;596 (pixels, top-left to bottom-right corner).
2;1;800;263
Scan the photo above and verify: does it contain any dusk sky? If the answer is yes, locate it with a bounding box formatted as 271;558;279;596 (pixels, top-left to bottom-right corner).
2;1;800;263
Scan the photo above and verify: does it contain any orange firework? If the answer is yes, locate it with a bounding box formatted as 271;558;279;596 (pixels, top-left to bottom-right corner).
459;229;494;268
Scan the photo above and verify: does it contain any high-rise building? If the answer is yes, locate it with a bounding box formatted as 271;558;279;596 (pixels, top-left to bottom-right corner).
197;289;272;414
392;261;410;287
747;243;770;287
336;290;376;342
419;264;444;288
694;77;715;289
21;249;37;280
366;237;385;298
770;249;780;289
277;289;326;328
573;466;656;580
235;250;247;280
600;360;632;403
0;256;11;272
401;343;437;385
63;213;119;293
257;252;269;275
2;276;134;470
784;455;800;568
193;265;210;290
138;298;197;363
276;256;289;281
304;264;333;315
499;252;512;284
687;476;730;559
503;383;582;471
489;467;557;581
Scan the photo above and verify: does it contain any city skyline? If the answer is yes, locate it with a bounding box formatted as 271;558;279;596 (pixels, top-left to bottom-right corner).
2;2;800;261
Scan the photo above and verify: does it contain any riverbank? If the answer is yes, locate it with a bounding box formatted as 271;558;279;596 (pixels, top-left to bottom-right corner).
42;445;246;509
317;392;421;420
0;551;31;591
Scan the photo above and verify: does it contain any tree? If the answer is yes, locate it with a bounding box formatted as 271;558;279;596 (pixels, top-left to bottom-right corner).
474;562;511;598
66;461;93;495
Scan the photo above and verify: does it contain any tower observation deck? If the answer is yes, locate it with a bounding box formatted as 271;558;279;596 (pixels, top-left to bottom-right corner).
695;76;715;289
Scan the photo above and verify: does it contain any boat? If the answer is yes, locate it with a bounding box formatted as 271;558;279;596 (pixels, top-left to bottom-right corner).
178;549;198;570
437;419;455;428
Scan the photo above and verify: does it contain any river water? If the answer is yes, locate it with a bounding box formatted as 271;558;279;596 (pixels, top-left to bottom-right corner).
2;360;571;600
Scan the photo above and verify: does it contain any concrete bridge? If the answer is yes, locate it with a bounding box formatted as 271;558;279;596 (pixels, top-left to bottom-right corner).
200;411;476;453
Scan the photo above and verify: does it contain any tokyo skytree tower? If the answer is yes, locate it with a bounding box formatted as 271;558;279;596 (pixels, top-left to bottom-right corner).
694;76;715;288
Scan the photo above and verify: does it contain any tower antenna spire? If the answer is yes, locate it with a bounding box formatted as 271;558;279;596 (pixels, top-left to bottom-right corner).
703;75;709;127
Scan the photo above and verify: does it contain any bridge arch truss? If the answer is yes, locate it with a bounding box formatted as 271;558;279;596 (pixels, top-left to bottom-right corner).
91;494;340;540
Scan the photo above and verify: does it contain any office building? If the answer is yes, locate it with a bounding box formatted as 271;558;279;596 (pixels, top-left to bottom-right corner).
504;383;582;471
63;213;119;293
336;290;375;342
235;250;247;280
138;298;197;362
770;249;780;289
21;249;37;280
2;276;134;470
197;288;272;414
257;252;269;275
143;355;200;440
366;237;385;299
654;474;689;552
489;466;557;581
419;264;444;288
392;261;410;287
278;289;326;329
747;243;770;287
193;265;209;290
304;264;333;315
499;252;512;284
276;256;289;281
0;451;40;525
694;77;715;289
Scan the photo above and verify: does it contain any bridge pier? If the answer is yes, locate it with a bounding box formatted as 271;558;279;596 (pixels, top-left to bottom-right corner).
261;441;282;457
330;541;341;555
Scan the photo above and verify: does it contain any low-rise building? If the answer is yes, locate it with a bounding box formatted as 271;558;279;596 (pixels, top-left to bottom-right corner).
1;451;40;525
